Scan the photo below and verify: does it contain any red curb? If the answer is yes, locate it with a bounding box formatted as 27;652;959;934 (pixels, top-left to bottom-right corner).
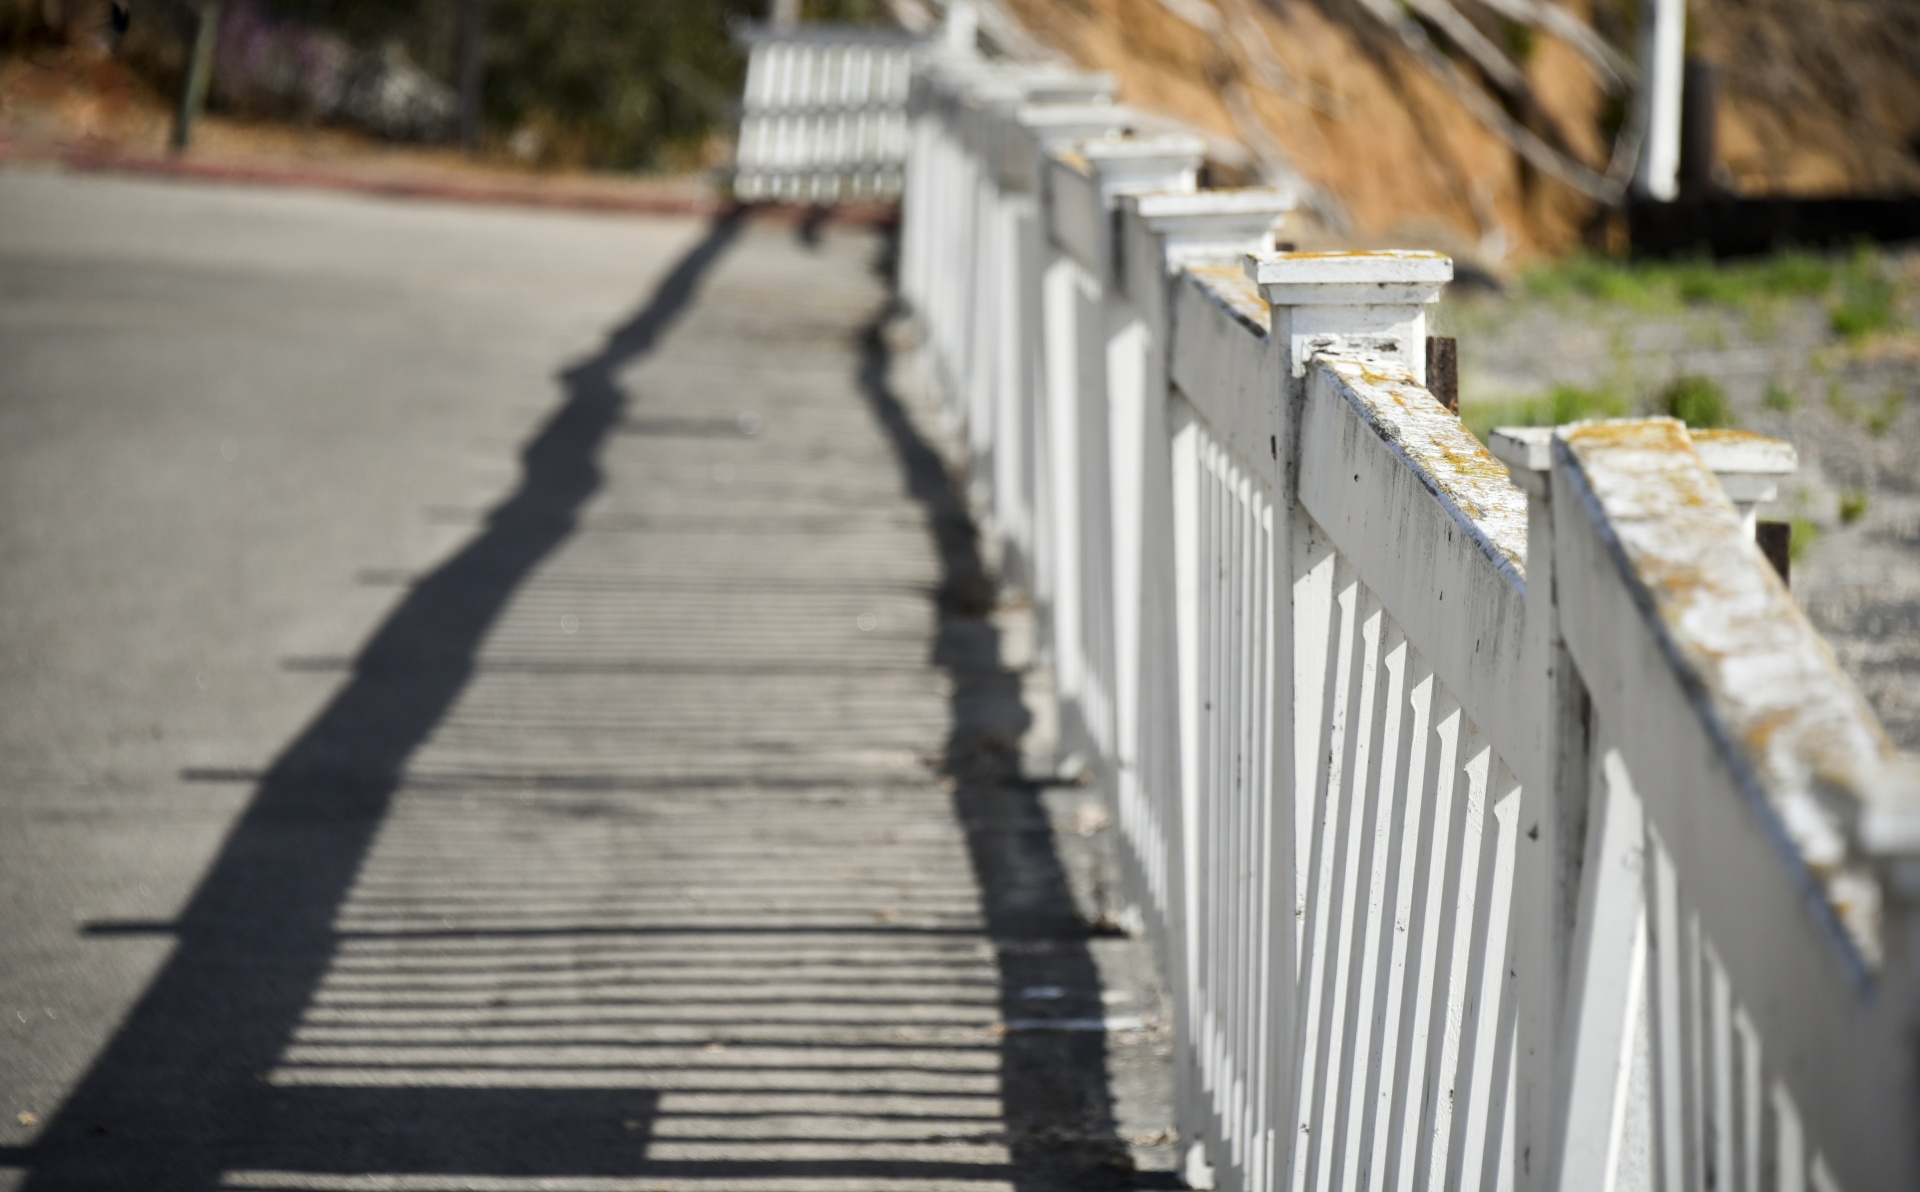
0;136;898;227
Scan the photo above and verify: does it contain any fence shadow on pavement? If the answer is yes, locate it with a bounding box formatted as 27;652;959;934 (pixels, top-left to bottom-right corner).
15;210;746;1191
13;211;1162;1192
855;234;1178;1191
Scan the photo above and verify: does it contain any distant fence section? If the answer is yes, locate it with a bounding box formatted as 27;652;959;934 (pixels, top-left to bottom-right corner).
900;34;1920;1192
731;23;919;203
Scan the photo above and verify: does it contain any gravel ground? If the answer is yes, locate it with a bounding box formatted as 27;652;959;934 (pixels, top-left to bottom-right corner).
1436;249;1920;753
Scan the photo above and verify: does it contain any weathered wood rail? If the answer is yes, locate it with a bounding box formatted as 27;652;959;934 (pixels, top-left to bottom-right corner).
897;41;1920;1192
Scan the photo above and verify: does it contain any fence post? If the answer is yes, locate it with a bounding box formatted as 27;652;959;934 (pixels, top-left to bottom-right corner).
1114;187;1293;881
970;84;1119;594
956;72;1118;564
900;68;937;315
1689;429;1797;538
943;98;1131;693
958;78;1021;530
1114;188;1294;803
1039;133;1204;778
1249;251;1452;1189
1117;188;1294;1185
1487;426;1592;1192
1245;250;1451;1190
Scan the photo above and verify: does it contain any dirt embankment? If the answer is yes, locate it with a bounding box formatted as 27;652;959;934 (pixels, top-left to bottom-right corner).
997;0;1920;263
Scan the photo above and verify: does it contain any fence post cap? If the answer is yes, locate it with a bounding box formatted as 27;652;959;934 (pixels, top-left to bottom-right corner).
1853;758;1920;862
1014;105;1141;168
1244;249;1452;287
1123;186;1296;229
1079;131;1209;164
961;77;1032;108
1120;189;1294;282
1492;423;1795;480
962;67;1114;109
1489;426;1554;473
1489;426;1554;496
1021;72;1118;105
1015;100;1133;129
1687;428;1798;477
1244;250;1451;307
999;103;1135;192
1494;422;1798;502
1690;427;1798;506
1071;133;1205;204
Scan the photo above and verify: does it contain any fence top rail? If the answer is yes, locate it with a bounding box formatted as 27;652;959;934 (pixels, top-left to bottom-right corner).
1315;357;1529;589
1548;418;1920;958
1180;262;1270;337
1172;255;1526;583
1245;248;1452;309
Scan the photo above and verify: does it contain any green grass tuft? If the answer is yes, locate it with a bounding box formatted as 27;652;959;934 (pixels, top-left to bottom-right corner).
1829;252;1896;340
1659;374;1736;428
1520;249;1845;315
1762;382;1796;412
1755;251;1838;297
1523;256;1661;308
1867;390;1906;437
1462;384;1626;441
1789;516;1821;562
1840;491;1870;525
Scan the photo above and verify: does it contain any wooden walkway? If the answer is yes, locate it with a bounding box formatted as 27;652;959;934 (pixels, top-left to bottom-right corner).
2;181;1171;1191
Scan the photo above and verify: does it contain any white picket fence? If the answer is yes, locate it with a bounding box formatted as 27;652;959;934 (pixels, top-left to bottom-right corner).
732;24;919;203
900;46;1920;1192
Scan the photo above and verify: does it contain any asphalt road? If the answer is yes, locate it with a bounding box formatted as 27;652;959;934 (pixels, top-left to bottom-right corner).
0;169;700;1184
0;168;1174;1191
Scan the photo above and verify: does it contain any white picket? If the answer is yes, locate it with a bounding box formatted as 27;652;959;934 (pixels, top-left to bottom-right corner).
893;28;1920;1192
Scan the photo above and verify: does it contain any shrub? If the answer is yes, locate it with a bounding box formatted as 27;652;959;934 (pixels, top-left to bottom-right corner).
1789;516;1820;562
1673;259;1745;306
1659;374;1735;428
1829;252;1896;340
1462;383;1625;441
1521;248;1853;316
1867;390;1906;437
8;0;771;170
1524;255;1658;308
1754;251;1835;298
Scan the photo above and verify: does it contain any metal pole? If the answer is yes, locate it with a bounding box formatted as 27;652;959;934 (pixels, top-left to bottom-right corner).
171;1;221;153
1633;0;1685;200
942;0;978;55
456;0;488;153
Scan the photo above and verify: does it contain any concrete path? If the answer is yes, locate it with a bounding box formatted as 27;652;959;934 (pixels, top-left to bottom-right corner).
0;171;1172;1191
